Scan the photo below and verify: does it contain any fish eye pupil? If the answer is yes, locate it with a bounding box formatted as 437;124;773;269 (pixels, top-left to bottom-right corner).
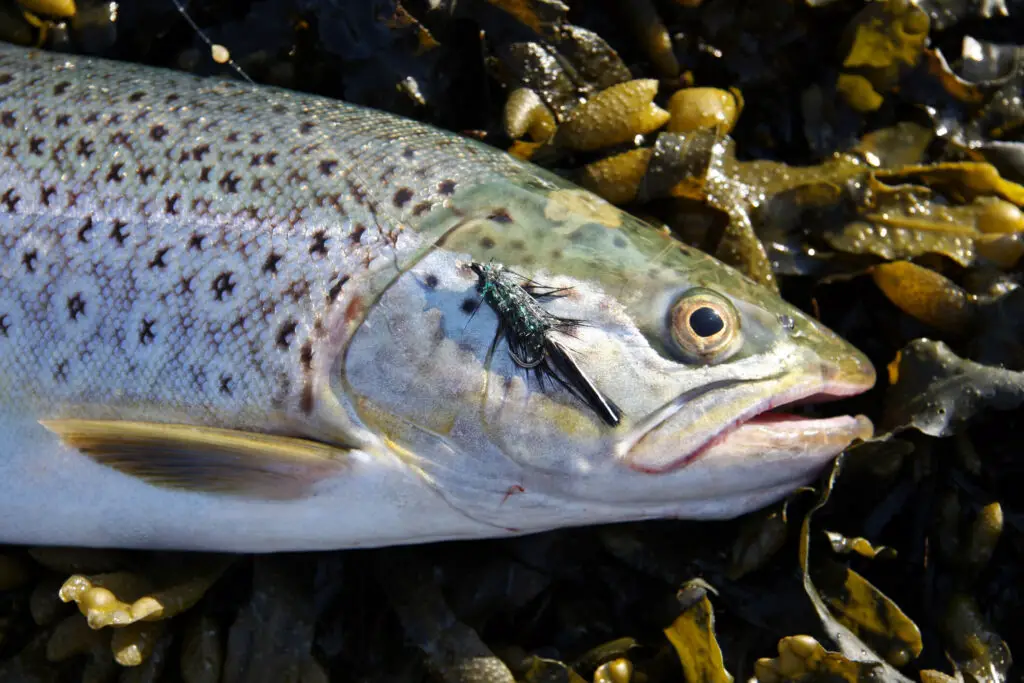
689;306;724;337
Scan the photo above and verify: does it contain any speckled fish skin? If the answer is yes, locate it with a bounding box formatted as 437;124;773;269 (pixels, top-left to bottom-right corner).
0;43;875;552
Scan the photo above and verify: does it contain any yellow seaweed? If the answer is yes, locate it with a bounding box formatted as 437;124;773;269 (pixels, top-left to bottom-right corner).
593;658;632;683
112;620;165;666
16;0;75;18
578;148;652;205
504;88;557;143
667;87;741;135
663;582;733;683
815;560;923;667
754;635;868;683
555;79;670;151
59;557;230;630
839;0;929;111
871;261;977;333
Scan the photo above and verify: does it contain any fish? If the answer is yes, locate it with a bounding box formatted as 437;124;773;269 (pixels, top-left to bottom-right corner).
0;43;875;552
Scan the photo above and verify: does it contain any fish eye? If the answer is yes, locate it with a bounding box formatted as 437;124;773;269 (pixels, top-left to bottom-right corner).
669;288;741;363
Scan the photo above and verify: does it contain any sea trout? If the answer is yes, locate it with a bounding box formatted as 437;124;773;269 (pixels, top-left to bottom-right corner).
0;43;874;552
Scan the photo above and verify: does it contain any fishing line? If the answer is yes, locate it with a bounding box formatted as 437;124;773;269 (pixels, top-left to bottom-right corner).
168;0;255;84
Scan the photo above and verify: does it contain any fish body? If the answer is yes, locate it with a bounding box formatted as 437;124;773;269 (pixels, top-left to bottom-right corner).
0;44;874;552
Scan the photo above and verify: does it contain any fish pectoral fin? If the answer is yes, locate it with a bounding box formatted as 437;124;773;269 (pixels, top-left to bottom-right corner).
40;419;349;500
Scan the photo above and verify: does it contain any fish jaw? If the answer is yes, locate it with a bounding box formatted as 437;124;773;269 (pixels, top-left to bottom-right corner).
622;351;875;475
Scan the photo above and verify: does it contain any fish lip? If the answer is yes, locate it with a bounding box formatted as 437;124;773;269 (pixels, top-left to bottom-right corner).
626;361;876;475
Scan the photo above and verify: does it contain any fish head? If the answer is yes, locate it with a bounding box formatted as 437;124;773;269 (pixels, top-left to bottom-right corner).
340;177;875;531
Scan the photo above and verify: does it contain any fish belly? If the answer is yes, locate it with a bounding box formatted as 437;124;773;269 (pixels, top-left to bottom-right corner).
0;411;493;552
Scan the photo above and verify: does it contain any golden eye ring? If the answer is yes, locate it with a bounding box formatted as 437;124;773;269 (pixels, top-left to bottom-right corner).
669;288;741;362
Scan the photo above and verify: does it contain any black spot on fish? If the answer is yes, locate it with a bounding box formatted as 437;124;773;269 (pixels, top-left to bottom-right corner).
510;240;526;250
0;111;14;128
328;275;350;302
403;146;415;159
0;73;12;86
423;274;439;290
479;236;496;249
54;360;69;383
551;249;563;259
393;188;413;208
438;179;457;195
276;320;297;349
129;91;145;102
139;319;156;345
412;201;432;216
350;224;366;244
199;166;211;182
309;231;329;257
318;159;338;176
219;373;234;396
77;217;92;243
40;185;55;206
219;171;240;194
286;280;310;302
165;194;180;215
192;144;211;161
225;131;240;143
106;162;124;183
138;165;156;184
299;121;316;134
262;251;281;274
488;209;513;223
55;114;70;127
613;235;628;248
300;382;314;414
22;249;36;273
53;81;70;95
1;188;19;213
28;137;43;155
461;298;479;314
67;293;86;321
300;342;313;369
149;247;170;270
188;232;205;251
110;220;129;245
0;314;9;337
76;138;94;158
149;124;168;141
211;272;236;301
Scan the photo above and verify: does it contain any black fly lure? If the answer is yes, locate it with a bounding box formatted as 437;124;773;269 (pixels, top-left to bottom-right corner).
469;262;622;426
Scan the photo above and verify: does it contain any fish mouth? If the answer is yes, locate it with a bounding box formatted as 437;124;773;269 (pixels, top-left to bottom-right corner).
623;356;876;474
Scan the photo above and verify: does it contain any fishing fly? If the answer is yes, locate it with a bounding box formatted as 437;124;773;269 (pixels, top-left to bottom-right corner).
469;262;622;426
